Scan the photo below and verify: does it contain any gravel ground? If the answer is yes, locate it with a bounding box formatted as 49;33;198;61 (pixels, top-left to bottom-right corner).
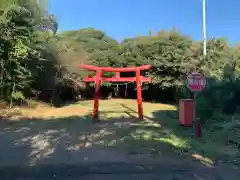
1;162;240;180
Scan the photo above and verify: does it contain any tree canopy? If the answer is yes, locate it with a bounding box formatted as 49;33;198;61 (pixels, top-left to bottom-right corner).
1;0;240;118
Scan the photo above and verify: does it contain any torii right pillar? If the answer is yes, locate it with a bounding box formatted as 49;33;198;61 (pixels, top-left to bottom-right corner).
136;68;143;119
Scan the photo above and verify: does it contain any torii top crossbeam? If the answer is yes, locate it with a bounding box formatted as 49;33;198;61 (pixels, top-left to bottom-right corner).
80;64;152;72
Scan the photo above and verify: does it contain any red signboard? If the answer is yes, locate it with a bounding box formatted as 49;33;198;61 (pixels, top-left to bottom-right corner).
186;72;206;92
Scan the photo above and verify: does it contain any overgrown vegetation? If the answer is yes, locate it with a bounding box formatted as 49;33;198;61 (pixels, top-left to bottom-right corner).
1;0;240;127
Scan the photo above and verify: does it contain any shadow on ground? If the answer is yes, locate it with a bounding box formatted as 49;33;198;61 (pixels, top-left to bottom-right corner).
0;105;239;179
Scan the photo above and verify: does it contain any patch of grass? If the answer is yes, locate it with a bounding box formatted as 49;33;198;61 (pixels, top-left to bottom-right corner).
88;99;239;163
77;100;93;106
158;134;189;148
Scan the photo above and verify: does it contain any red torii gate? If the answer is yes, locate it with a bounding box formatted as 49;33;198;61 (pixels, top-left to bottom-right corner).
80;64;152;121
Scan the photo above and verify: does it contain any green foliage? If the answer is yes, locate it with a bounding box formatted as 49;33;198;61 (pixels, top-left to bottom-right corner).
11;90;25;101
58;28;124;77
0;0;58;103
0;0;240;122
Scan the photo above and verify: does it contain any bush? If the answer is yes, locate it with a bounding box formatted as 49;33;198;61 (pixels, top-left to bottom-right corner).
196;78;240;124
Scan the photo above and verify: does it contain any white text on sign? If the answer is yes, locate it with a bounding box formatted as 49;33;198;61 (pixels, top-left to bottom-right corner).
187;78;204;86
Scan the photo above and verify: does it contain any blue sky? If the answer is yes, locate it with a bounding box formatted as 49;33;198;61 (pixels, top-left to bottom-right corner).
49;0;240;44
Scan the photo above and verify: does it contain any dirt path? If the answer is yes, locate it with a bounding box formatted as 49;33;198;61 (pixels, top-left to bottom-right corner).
0;100;239;179
0;120;239;180
0;161;239;179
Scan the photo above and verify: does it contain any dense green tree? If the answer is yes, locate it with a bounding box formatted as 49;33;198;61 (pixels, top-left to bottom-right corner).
0;0;57;105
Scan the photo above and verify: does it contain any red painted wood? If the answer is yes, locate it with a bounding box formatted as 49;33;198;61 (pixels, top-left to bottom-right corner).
93;70;101;121
179;99;194;126
195;118;202;138
116;72;120;78
80;65;152;72
136;69;143;119
83;76;151;82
